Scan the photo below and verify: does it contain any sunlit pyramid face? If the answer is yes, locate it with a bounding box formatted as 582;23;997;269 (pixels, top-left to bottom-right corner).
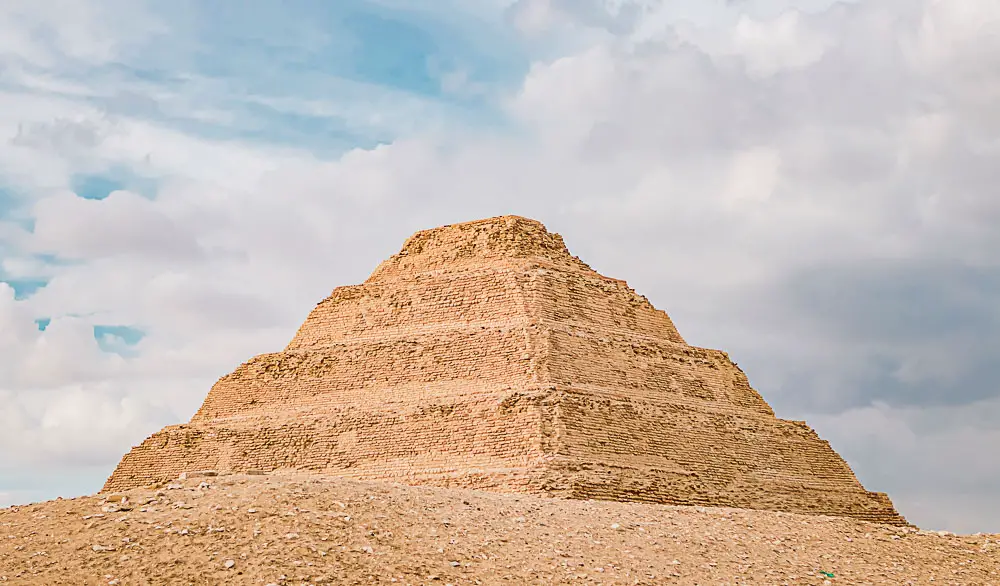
105;215;907;526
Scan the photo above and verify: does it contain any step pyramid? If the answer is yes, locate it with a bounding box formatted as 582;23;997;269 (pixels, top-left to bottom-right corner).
105;216;906;525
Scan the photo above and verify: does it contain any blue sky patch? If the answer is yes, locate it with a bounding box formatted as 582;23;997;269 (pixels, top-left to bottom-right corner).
0;185;34;231
35;317;51;331
71;169;158;200
93;325;146;349
2;279;48;300
0;2;529;163
0;185;16;213
68;1;530;155
71;175;124;200
178;1;486;97
339;10;441;95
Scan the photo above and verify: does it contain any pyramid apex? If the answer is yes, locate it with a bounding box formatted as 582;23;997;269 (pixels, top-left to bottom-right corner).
410;215;550;238
369;215;584;280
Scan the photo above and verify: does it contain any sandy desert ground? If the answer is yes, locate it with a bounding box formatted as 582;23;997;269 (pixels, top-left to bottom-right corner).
1;472;997;585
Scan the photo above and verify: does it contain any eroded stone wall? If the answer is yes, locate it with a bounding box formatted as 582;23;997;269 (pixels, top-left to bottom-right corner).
104;215;907;526
545;391;902;523
193;326;540;421
106;389;548;493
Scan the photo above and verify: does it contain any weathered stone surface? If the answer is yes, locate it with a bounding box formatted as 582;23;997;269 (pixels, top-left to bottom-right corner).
104;215;906;525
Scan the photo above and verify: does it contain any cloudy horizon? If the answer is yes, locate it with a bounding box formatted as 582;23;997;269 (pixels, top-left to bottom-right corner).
1;0;998;534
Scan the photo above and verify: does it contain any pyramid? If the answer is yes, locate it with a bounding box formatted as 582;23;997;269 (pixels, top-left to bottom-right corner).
105;216;906;525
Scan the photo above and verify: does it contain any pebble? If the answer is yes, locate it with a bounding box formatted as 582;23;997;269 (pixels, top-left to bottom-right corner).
224;559;236;569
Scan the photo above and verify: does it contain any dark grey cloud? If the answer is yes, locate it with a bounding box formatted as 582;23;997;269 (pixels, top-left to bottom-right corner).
634;258;1000;417
786;261;1000;342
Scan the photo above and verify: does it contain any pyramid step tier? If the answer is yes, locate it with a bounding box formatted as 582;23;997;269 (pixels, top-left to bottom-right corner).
195;324;767;422
107;388;906;526
288;260;684;349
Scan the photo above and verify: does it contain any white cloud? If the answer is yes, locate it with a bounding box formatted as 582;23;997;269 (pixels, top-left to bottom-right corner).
732;10;832;77
0;284;37;347
0;284;121;390
508;0;557;34
1;255;54;280
0;384;159;467
722;146;782;207
31;190;202;261
0;1;165;68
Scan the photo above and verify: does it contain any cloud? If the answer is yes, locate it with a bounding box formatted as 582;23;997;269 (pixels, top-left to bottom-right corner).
0;1;165;69
0;0;997;534
507;0;648;35
732;10;833;76
0;383;162;467
722;146;781;206
807;397;1000;534
0;283;124;390
30;190;202;261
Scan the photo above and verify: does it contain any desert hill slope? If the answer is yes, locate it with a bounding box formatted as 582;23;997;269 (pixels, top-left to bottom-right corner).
1;472;997;585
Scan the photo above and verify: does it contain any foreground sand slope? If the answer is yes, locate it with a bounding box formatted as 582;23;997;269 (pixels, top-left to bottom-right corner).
2;473;996;585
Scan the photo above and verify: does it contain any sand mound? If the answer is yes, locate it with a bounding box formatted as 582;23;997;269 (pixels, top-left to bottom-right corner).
2;473;996;585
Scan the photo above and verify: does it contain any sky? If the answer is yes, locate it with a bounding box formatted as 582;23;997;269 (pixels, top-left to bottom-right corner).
0;0;997;534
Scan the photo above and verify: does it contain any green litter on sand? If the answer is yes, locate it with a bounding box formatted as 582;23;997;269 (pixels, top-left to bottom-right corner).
821;571;835;578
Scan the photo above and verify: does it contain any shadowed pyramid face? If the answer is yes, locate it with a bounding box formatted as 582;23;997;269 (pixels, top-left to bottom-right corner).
105;215;907;526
